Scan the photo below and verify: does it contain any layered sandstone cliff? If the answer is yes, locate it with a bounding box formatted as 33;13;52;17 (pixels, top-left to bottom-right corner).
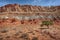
0;4;60;12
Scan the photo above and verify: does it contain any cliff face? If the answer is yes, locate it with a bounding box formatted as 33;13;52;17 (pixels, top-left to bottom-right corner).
0;4;60;12
0;4;60;21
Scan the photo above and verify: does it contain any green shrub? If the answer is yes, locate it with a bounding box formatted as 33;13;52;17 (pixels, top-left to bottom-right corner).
41;21;53;26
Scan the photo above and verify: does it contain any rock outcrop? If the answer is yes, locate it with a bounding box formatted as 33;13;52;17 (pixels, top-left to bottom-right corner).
0;4;60;12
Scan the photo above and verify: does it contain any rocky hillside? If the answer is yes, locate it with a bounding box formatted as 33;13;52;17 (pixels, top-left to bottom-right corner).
0;4;60;40
0;4;60;13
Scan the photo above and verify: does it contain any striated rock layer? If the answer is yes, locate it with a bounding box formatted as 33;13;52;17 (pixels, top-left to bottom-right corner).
0;4;60;40
0;4;60;12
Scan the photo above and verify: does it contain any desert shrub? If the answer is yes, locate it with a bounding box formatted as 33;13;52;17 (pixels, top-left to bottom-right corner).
0;38;3;40
20;33;30;40
41;21;53;26
32;37;38;40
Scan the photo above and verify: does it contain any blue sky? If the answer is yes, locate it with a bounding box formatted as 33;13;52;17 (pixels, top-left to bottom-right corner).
0;0;60;6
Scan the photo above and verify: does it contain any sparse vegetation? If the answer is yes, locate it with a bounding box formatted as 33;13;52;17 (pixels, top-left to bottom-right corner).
20;33;30;40
1;29;8;33
0;38;3;40
32;37;38;40
41;21;53;27
6;36;10;38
